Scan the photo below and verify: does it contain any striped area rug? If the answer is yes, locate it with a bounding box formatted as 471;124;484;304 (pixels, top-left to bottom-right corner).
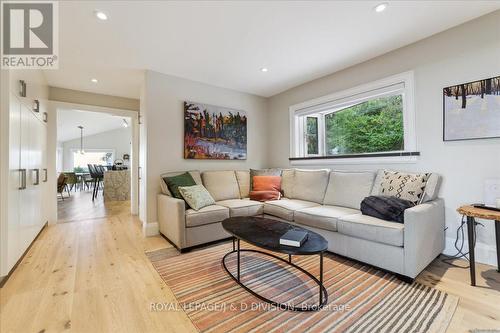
147;242;458;333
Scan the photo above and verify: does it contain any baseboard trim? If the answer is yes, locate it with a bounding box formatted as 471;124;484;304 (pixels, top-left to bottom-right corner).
143;221;159;237
443;236;497;267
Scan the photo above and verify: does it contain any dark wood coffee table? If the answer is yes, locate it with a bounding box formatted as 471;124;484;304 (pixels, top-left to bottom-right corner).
221;216;328;311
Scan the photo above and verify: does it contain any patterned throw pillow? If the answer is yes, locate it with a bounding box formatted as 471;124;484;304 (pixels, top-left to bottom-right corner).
163;172;196;200
178;185;215;211
379;170;430;205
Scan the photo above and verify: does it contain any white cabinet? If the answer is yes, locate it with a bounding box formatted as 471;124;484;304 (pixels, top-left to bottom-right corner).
5;93;48;274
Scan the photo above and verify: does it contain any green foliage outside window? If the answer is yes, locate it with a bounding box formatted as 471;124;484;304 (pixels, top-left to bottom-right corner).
325;95;404;155
306;117;318;154
73;166;86;173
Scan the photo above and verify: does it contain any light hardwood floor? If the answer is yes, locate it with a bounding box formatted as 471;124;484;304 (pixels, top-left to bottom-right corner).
1;193;499;332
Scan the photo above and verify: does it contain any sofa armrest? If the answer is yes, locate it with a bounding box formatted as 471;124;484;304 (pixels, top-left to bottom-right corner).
157;194;186;249
403;198;445;278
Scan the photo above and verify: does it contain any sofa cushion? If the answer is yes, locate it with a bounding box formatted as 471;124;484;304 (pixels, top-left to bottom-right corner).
323;171;375;209
185;205;230;228
294;205;360;232
202;171;240;201
160;170;202;196
281;169;295;198
337;214;404;247
216;199;264;217
235;170;250;198
264;199;319;221
291;169;330;204
421;173;441;203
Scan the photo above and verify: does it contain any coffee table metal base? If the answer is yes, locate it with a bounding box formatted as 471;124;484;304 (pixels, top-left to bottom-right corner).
222;238;328;312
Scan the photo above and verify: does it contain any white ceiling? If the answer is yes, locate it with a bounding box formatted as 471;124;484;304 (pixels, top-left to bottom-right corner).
43;1;500;98
57;109;128;142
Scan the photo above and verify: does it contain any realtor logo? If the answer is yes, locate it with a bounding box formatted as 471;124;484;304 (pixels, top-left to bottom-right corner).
1;1;58;69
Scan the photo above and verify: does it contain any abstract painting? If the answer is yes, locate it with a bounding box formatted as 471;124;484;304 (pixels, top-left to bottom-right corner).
184;101;247;160
443;76;500;141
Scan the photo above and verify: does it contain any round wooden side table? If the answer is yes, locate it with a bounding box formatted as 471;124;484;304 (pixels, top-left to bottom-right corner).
457;205;500;286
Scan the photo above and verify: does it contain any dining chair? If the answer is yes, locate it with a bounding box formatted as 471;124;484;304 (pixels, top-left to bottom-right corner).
57;173;70;200
64;172;78;192
88;164;101;201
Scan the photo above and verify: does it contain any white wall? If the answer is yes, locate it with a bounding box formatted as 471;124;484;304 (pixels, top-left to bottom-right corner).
267;11;500;265
56;142;63;173
60;127;132;171
141;70;269;230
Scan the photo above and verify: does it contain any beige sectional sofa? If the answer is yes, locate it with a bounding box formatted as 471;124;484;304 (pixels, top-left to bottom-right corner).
157;168;444;279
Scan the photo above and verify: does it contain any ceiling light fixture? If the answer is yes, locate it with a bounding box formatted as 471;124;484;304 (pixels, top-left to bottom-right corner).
77;126;85;154
95;11;108;20
374;3;388;13
260;67;268;73
91;78;98;83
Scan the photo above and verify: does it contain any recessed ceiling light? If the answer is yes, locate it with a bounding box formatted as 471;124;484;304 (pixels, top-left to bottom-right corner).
95;11;108;20
91;78;98;83
374;3;388;13
260;67;268;72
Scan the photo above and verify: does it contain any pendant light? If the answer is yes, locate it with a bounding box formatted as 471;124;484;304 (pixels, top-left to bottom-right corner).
78;125;85;154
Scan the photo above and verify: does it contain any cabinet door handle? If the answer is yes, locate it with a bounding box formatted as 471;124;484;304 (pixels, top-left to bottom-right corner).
19;169;27;190
43;168;48;182
33;169;40;185
43;112;48;123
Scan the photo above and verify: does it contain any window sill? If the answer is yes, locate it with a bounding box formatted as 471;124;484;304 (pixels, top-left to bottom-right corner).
289;151;420;165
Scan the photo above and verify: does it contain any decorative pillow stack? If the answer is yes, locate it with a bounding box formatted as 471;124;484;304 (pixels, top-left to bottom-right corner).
249;168;282;190
377;170;430;205
163;172;216;210
249;175;282;202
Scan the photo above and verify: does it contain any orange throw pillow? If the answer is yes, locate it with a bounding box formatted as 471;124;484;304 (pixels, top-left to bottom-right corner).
249;190;281;202
252;175;281;192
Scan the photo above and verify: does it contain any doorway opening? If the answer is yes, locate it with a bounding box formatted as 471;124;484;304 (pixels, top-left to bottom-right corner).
55;106;138;223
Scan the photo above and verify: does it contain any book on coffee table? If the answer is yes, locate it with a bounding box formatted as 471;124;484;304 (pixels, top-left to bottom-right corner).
280;229;309;247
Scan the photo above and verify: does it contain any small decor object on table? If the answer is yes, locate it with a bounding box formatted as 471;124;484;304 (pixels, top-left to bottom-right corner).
443;76;500;141
184;101;247;160
457;205;500;286
280;229;309;247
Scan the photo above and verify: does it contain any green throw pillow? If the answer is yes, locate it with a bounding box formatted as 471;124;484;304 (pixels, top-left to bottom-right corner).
163;172;196;200
178;185;215;211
